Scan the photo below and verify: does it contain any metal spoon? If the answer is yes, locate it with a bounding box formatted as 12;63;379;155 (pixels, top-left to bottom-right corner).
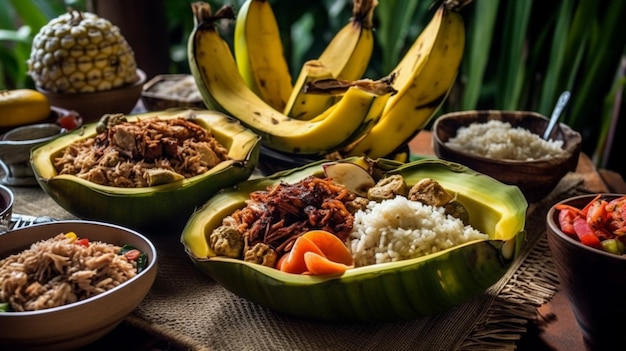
542;91;571;140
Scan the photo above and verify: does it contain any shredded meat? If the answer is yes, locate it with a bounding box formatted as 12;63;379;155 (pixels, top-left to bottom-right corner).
225;176;356;256
53;117;231;187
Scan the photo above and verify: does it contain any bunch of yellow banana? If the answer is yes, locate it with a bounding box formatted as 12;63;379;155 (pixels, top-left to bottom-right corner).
189;1;388;155
188;0;467;158
342;2;466;159
233;0;292;112
283;0;377;120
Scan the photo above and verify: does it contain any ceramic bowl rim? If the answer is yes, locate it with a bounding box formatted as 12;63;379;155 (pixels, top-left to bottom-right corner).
546;193;626;261
0;123;63;145
0;184;13;217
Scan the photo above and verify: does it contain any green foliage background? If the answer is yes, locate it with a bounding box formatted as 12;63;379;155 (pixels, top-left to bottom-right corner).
1;0;625;175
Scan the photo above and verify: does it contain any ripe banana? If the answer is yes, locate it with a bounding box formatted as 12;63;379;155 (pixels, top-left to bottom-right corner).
282;60;335;120
317;0;377;81
188;3;390;155
343;2;466;159
234;0;292;112
283;0;378;120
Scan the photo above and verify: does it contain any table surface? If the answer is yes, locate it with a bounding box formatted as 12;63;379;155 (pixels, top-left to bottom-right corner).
9;129;626;350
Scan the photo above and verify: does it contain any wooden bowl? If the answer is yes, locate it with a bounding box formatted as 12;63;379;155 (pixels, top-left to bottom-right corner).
432;110;582;202
141;74;205;111
546;194;626;349
37;69;146;123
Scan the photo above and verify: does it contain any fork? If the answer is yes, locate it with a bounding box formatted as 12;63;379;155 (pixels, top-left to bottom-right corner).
10;214;56;229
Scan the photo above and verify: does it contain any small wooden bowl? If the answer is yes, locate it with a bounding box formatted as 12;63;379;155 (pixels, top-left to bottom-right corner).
141;74;205;111
546;194;626;349
432;110;582;202
38;69;146;123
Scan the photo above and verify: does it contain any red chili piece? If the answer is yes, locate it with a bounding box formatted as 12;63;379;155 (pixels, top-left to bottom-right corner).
75;238;89;247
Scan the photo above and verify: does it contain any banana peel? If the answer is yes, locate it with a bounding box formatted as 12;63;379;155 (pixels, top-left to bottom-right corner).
181;157;527;321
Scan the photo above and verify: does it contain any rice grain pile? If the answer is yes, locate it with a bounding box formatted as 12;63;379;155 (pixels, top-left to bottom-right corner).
348;196;488;267
0;233;137;312
444;120;567;160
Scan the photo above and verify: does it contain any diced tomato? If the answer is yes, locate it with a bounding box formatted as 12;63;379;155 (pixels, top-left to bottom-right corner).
124;249;141;261
57;114;80;130
75;238;89;247
572;217;602;249
555;195;626;254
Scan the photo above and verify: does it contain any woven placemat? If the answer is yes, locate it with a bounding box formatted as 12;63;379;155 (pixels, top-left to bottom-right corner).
8;173;584;351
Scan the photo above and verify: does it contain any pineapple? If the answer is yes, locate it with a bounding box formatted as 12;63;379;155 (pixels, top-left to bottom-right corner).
28;9;139;94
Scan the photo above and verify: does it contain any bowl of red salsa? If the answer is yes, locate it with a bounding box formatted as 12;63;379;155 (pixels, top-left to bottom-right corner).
546;193;626;349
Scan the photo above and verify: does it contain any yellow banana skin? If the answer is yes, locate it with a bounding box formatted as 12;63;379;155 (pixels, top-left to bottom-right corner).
282;60;336;120
344;4;465;159
317;0;377;80
284;0;377;121
234;0;292;112
189;3;388;155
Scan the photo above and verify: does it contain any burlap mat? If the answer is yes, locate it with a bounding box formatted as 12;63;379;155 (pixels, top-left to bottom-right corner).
8;173;585;351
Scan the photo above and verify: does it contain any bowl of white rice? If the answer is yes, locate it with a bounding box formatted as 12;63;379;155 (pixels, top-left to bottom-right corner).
432;110;582;202
0;220;157;350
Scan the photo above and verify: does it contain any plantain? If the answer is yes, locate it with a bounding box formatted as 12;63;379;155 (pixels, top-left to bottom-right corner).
234;0;292;111
343;1;466;159
188;3;390;155
283;0;378;120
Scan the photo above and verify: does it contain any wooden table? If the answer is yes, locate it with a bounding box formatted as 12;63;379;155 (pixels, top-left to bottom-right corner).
410;130;626;350
96;129;623;351
13;129;626;350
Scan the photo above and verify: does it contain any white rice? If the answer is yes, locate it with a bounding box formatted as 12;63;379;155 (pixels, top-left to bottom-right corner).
348;196;488;267
444;120;567;161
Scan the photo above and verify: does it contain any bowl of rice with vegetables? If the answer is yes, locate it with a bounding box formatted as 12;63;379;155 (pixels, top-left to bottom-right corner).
432;110;582;202
182;157;528;322
0;220;157;350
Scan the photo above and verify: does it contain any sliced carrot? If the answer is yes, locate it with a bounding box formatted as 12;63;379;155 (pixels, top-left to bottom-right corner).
279;236;324;274
302;230;354;266
276;253;288;270
304;251;351;275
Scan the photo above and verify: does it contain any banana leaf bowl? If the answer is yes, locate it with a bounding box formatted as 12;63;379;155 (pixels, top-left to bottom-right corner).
30;109;261;231
181;157;528;322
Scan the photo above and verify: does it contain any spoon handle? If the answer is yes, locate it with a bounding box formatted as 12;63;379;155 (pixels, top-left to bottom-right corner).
543;91;571;140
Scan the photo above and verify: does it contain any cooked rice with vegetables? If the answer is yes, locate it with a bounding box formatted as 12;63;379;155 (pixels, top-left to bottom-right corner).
0;233;146;312
54;116;231;187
